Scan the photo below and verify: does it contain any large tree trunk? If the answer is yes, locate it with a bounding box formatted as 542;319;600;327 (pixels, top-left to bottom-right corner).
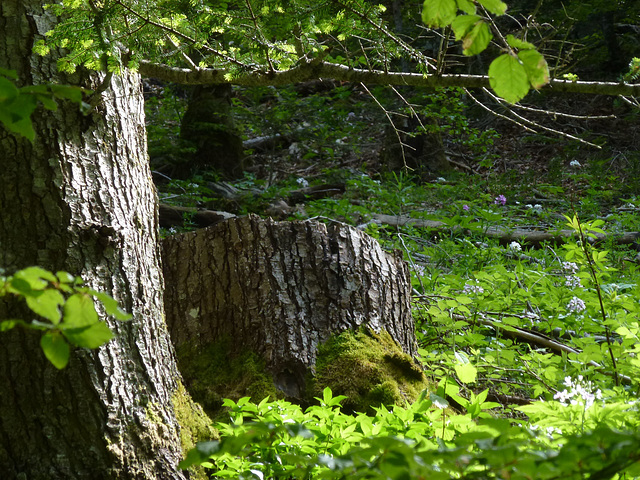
0;3;192;478
162;215;416;400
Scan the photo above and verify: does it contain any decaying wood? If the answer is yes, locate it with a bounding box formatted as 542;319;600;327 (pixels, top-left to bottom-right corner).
162;215;416;399
371;213;640;247
159;203;235;229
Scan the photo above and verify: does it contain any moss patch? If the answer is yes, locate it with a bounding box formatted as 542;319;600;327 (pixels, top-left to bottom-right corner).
176;337;281;420
171;382;217;480
309;328;429;414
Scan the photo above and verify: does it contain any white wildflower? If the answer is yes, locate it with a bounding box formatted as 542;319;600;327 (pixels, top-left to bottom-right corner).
567;296;586;313
569;160;582;168
509;241;522;251
562;262;579;274
564;275;582;289
463;283;484;295
554;376;602;409
296;177;309;188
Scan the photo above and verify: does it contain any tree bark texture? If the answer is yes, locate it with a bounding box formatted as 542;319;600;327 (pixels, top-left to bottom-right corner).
162;215;416;399
0;3;188;478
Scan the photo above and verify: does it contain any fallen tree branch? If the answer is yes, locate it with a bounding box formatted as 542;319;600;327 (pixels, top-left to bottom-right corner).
371;213;640;247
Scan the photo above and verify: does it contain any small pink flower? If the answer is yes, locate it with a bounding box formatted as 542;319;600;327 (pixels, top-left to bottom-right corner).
494;195;507;206
463;204;470;211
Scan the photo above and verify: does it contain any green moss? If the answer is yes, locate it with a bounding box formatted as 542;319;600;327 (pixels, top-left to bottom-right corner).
171;382;217;480
309;328;430;414
176;337;281;420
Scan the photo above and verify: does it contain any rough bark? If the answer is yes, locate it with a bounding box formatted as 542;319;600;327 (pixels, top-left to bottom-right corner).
0;2;189;478
162;215;416;399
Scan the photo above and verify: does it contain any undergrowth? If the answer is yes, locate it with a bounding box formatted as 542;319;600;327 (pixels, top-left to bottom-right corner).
148;84;640;478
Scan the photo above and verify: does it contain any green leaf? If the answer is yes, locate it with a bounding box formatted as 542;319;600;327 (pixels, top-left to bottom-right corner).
488;54;530;103
455;362;478;383
451;14;481;40
0;68;18;80
430;392;449;409
0;76;19;102
422;0;457;28
50;84;84;103
15;266;56;288
63;293;99;327
25;289;65;324
0;319;29;331
41;331;70;369
477;0;507;15
455;0;476;14
56;271;76;284
506;34;535;50
461;20;491;55
518;49;550;89
91;291;132;321
63;321;113;349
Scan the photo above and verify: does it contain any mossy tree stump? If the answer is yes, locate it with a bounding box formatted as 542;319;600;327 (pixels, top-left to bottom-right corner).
163;215;419;406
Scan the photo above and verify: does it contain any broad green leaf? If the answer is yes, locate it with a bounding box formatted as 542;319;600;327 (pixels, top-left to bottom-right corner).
56;271;76;283
0;319;29;331
506;34;535;50
91;291;132;321
462;21;491;55
455;362;478;383
455;0;476;14
477;0;507;15
0;76;19;102
41;331;70;369
15;266;56;288
488;54;530;103
518;49;550;89
25;289;65;324
63;293;99;327
35;93;58;111
63;321;113;349
422;0;457;28
0;68;18;80
430;392;449;409
50;84;84;103
451;14;481;40
8;277;33;295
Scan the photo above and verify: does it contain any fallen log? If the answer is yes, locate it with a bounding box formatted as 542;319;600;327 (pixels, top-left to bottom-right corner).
371;213;640;247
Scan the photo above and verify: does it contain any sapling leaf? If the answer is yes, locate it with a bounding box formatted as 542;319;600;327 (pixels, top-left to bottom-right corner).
41;331;70;369
25;289;64;324
63;292;99;327
518;49;550;89
488;54;530;103
455;362;478;383
461;21;491;56
62;321;113;349
477;0;507;15
422;0;457;28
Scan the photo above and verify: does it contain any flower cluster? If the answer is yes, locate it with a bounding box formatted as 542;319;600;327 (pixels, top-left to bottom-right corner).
554;375;602;409
525;204;543;213
567;296;586;313
509;241;522;251
296;177;309;188
494;194;507;206
564;276;582;289
562;262;579;274
463;283;484;295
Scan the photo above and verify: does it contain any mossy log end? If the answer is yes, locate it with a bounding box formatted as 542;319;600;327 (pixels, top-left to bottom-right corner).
162;215;417;402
